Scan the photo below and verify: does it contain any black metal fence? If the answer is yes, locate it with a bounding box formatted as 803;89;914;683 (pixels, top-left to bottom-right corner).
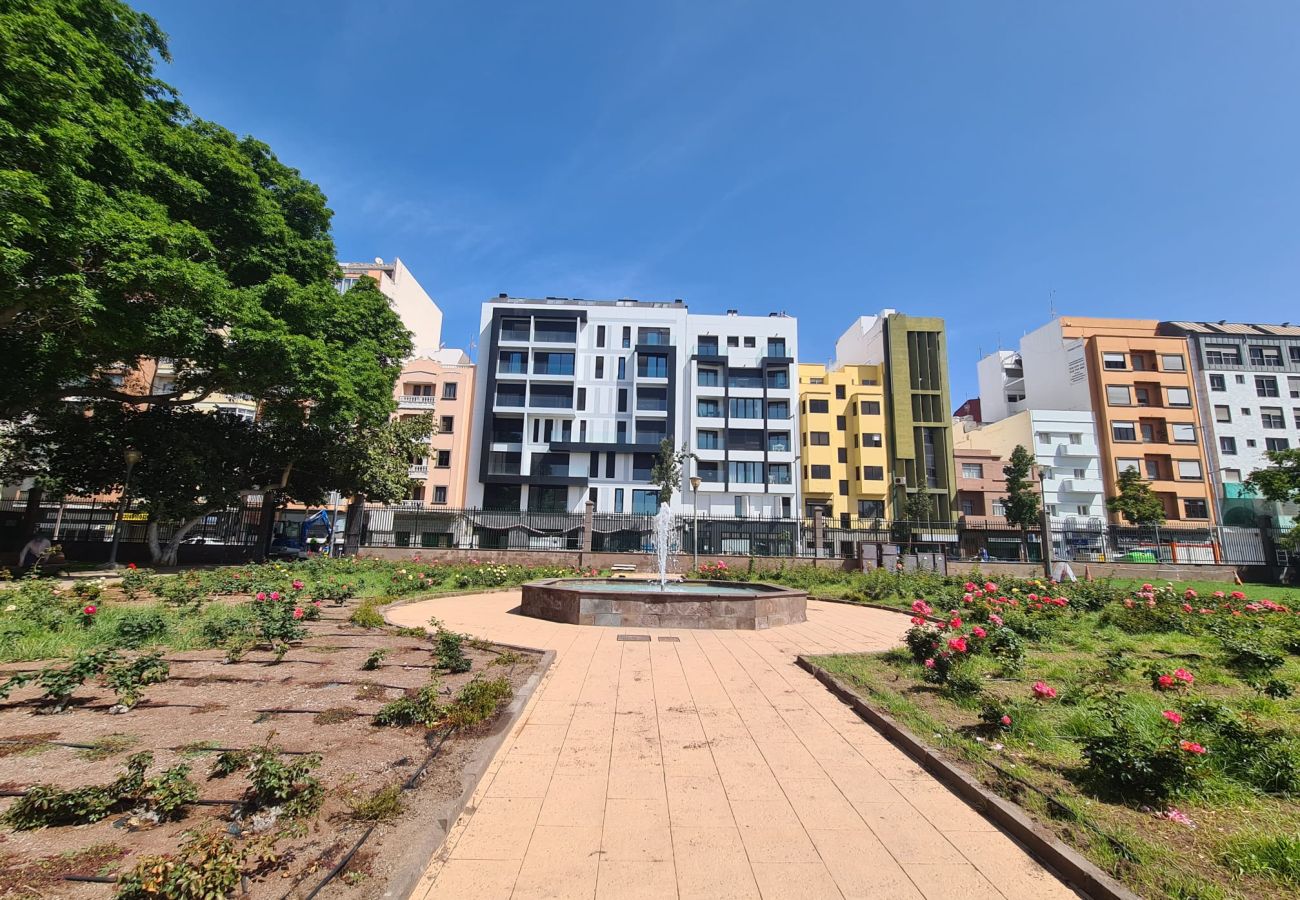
2;499;1287;567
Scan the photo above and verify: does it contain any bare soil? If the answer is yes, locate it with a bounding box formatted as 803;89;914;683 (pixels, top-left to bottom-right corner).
0;601;539;899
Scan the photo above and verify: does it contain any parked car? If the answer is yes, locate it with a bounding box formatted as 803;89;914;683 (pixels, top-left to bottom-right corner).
267;535;309;561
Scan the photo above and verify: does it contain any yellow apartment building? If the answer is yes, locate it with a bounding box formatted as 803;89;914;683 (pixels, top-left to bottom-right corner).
798;362;891;521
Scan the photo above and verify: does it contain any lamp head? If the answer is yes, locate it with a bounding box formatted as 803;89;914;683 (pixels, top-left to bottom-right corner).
123;447;141;467
689;476;702;491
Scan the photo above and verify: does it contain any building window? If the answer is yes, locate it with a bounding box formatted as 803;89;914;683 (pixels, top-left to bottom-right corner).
1176;460;1202;480
1168;423;1194;443
1295;408;1300;429
832;415;845;431
618;389;628;413
1036;431;1052;444
766;338;786;357
767;400;789;419
1256;376;1280;397
1134;386;1153;407
594;357;605;379
767;463;791;485
808;399;829;414
809;432;830;446
810;464;831;479
835;384;846;400
1214;405;1231;422
698;398;722;417
863;465;884;480
729;461;763;483
1220;436;1237;455
743;336;756;348
637;354;668;378
727;336;739;347
1116;457;1141;475
698;368;719;387
620;326;631;349
617;357;626;380
534;319;577;343
1111;421;1137;441
1209;374;1225;392
1106;385;1132;406
697;336;718;356
766;368;789;388
961;463;984;479
729;397;763;419
1266;437;1291;452
631;490;658;515
1288;376;1300;398
837;447;848;464
734;496;746;516
440;415;454;433
1183;499;1208;519
436;450;451;468
768;432;790;451
432;486;447;505
1205;344;1241;366
1102;352;1127;370
860;400;881;415
837;480;849;496
1160;354;1185;372
697;431;719;450
500;317;530;342
442;382;457;400
857;500;884;518
863;432;883;447
1262;407;1285;429
1166;387;1191;407
1250;346;1283;367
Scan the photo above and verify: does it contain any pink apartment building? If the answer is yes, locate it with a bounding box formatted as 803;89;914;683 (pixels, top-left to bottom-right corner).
397;350;476;507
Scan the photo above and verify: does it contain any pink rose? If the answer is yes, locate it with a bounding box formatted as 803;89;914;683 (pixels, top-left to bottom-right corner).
270;591;280;601
924;658;936;669
1162;710;1183;726
984;582;997;593
1031;681;1057;700
964;582;976;592
1156;675;1176;689
1173;668;1194;684
292;607;304;619
948;636;968;653
971;626;987;639
256;591;267;601
292;579;304;590
83;605;97;616
1179;740;1206;755
999;715;1012;726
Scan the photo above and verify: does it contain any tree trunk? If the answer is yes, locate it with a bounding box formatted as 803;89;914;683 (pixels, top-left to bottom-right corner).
343;494;365;556
147;514;208;567
22;485;44;539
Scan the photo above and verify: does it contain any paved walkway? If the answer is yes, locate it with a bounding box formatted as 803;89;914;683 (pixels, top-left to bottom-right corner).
390;592;1079;900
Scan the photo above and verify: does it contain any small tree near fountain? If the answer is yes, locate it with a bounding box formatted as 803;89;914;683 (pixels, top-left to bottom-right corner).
649;439;690;587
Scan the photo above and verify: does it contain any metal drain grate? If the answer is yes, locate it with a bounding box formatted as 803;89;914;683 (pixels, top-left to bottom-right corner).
616;634;651;642
657;636;681;642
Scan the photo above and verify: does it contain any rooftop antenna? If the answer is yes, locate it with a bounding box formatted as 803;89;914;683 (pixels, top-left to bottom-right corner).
1049;289;1057;319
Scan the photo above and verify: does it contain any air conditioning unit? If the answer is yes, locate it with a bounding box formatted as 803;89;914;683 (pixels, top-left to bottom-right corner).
893;477;908;486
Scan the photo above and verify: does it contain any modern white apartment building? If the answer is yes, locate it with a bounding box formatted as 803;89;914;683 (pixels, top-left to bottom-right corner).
1159;321;1300;526
466;297;799;517
336;258;443;356
954;408;1107;523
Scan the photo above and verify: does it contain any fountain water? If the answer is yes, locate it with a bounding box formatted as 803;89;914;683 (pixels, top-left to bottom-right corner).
651;502;678;587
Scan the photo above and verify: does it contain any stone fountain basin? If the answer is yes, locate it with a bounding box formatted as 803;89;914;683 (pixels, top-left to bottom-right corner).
519;578;808;630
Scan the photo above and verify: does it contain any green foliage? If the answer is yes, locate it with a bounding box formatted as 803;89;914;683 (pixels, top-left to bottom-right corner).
1221;638;1284;677
435;629;471;674
362;649;388;671
142;763;199;820
1000;445;1042;552
373;678;444;728
2;752;154;828
114;609;169;648
36;649;120;709
156;571;207;607
649;439;689;505
445;676;513;729
103;651;170;708
206;745;323;819
1245;448;1300;506
350;600;385;629
116;829;278;900
902;491;934;523
1107;466;1167;524
1080;709;1205;801
118;567;157;600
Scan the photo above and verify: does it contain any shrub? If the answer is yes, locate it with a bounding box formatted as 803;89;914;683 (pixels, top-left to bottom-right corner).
362;649;388;671
1221;638;1284;677
435;630;471;674
2;751;152;828
373;679;444;728
445;676;513;728
1079;710;1206;801
143;763;199;820
114;609;169;648
36;649;121;710
249;596;307;652
346;783;404;822
103;652;170;709
72;580;105;603
156;572;207;607
311;577;356;605
118;566;157;600
944;666;985;699
116;829;277;900
207;745;324;819
350;601;385;629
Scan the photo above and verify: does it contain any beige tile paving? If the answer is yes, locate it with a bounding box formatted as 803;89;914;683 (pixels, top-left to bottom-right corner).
395;591;1081;900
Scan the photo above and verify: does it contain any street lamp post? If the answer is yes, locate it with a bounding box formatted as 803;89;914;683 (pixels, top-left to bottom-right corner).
105;446;141;569
1036;466;1053;579
690;475;702;572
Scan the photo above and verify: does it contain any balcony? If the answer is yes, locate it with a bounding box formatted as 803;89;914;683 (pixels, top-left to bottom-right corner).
1058;477;1103;494
399;394;436;409
1054;442;1093;458
408;463;429;478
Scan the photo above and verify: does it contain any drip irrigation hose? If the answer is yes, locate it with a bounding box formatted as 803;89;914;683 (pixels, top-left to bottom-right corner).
292;726;454;900
0;738;314;755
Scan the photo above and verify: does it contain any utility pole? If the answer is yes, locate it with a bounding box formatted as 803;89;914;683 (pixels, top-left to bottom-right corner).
1037;467;1053;578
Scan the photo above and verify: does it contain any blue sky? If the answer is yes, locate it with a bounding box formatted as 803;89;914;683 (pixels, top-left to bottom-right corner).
151;0;1297;400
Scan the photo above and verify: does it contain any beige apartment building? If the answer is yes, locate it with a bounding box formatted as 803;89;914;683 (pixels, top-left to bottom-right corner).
397;351;476;507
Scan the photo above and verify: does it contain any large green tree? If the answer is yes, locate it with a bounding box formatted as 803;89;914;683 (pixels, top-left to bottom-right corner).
0;0;409;422
1001;444;1041;561
1106;467;1167;525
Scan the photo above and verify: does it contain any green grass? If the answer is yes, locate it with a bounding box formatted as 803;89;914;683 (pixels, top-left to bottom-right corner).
1222;833;1300;887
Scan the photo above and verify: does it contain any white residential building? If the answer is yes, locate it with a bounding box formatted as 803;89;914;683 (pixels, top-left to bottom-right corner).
466;297;799;517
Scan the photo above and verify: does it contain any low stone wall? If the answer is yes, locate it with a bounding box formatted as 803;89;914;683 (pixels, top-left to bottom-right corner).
520;579;807;630
956;559;1244;583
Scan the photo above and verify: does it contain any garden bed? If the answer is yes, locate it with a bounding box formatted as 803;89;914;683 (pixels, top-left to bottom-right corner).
0;559;553;898
811;580;1300;900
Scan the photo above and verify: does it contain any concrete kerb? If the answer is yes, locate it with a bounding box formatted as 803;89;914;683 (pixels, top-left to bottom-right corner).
795;656;1139;900
373;593;554;900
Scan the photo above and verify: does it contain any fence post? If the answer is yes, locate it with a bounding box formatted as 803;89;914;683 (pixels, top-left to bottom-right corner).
343;495;364;556
581;499;594;566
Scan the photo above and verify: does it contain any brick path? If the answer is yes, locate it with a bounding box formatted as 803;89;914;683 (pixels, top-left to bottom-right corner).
389;592;1079;900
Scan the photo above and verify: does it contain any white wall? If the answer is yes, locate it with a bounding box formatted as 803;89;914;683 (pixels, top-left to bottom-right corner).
833;312;892;366
1017;319;1092;412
